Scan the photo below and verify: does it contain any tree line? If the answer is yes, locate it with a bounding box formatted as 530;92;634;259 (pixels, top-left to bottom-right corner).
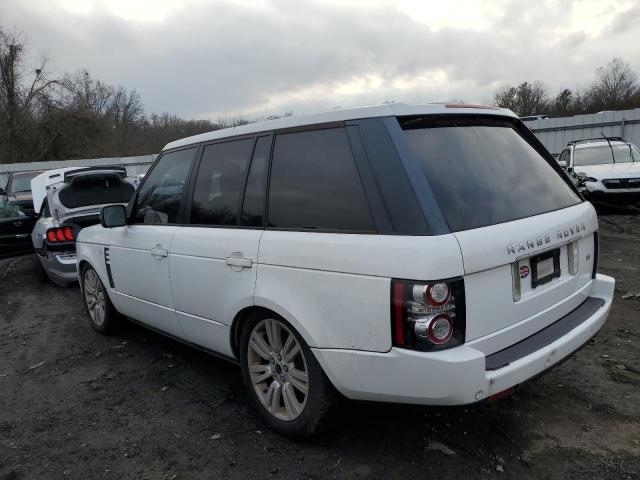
0;27;291;165
494;58;640;117
3;24;640;165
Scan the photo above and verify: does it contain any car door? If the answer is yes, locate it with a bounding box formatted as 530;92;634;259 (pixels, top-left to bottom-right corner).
108;147;197;339
170;135;270;356
0;198;35;257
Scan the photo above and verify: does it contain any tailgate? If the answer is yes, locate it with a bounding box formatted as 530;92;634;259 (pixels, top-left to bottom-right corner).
454;202;598;342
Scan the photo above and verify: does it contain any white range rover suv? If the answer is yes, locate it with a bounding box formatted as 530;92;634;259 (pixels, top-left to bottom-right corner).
76;103;615;436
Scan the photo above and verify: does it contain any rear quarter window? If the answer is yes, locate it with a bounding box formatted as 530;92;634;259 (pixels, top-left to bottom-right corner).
267;127;375;232
400;116;581;232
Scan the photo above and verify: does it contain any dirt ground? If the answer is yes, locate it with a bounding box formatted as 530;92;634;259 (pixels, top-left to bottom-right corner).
1;210;639;480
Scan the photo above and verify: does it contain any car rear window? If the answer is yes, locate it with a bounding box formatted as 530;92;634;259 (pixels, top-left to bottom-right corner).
9;172;40;193
400;116;581;232
58;175;135;209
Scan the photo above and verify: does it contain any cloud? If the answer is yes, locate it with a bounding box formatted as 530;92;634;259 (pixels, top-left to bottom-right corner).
1;0;639;119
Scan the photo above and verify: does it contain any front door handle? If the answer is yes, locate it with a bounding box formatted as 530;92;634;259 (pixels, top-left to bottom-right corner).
150;245;168;259
225;252;253;271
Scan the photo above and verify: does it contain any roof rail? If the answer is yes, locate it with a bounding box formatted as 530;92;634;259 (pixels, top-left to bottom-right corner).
567;136;625;146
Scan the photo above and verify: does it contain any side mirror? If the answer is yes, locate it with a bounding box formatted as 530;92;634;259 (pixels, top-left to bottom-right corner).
567;167;574;174
100;204;127;228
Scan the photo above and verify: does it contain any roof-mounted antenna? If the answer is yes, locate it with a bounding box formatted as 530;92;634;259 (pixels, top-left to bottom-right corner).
601;131;615;163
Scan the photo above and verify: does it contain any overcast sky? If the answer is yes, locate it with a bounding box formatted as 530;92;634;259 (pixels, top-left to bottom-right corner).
2;0;639;120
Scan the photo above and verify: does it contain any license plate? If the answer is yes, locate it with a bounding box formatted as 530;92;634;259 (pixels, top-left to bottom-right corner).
531;248;561;288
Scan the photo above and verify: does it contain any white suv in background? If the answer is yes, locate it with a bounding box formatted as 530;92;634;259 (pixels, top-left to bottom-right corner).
558;137;640;201
76;103;615;437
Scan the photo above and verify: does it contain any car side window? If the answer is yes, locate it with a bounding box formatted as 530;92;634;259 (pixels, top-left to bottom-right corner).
0;199;24;219
559;149;569;167
268;127;375;232
190;138;254;226
133;148;196;224
240;136;271;227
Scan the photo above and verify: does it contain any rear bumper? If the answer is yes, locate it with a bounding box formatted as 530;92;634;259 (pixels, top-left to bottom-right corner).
39;251;78;287
312;274;614;405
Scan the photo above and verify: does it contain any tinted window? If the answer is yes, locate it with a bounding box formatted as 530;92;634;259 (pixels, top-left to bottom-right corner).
402;117;580;232
134;148;195;224
58;175;134;209
268;128;375;231
190;138;253;226
241;136;270;227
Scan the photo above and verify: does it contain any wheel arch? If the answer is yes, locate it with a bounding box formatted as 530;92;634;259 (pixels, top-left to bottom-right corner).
76;243;112;298
229;302;316;360
77;259;90;287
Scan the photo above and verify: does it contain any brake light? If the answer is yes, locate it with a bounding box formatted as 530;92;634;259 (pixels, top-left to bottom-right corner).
391;278;466;350
45;226;75;243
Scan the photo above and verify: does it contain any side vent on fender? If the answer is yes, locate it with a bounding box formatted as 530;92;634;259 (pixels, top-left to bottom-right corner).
104;247;115;288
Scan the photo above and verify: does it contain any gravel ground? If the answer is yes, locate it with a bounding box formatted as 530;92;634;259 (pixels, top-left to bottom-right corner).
1;210;639;480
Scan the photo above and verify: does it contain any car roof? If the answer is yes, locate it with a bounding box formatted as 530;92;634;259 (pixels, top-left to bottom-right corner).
162;102;516;151
11;170;45;177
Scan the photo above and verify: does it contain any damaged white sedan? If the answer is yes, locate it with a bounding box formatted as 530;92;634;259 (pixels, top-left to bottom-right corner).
31;166;138;286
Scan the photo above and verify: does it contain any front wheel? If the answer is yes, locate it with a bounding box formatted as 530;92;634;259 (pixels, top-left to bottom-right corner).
81;265;120;334
239;314;336;437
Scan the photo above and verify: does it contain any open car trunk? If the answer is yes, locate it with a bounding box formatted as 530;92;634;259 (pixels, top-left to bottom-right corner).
51;172;135;227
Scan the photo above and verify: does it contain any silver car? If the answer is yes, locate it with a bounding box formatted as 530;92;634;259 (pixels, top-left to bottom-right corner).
31;166;137;286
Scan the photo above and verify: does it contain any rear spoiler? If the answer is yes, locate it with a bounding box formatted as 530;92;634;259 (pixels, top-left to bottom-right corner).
62;166;127;183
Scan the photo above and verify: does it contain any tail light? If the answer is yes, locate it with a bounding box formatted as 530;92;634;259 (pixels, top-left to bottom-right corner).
391;278;466;350
45;226;75;244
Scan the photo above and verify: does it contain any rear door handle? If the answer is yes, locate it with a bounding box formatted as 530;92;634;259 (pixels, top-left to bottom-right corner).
225;253;253;271
150;245;168;259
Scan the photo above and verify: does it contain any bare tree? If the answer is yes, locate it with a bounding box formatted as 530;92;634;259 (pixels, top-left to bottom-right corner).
494;81;550;116
550;88;574;116
589;58;638;109
0;28;58;163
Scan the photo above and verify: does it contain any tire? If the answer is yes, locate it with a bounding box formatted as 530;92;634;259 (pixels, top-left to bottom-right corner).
239;312;336;437
80;264;120;334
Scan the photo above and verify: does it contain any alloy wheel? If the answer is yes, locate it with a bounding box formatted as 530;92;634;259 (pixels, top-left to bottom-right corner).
83;269;106;326
247;318;309;421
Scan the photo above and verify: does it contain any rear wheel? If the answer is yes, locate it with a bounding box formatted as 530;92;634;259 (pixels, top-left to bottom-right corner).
239;313;336;437
81;265;120;334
